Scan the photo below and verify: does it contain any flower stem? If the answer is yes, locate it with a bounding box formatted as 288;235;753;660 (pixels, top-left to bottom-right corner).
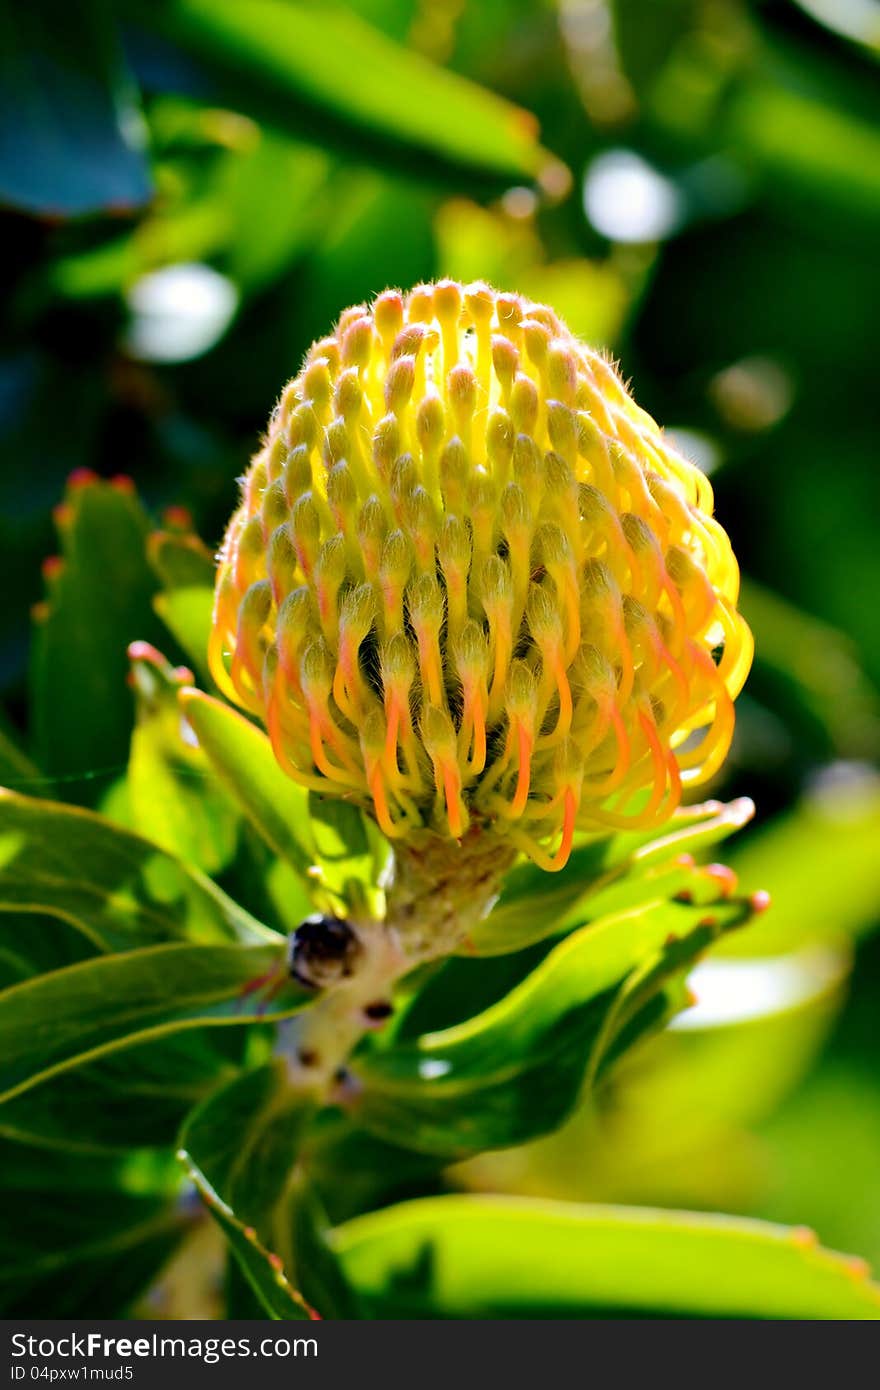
280;828;516;1094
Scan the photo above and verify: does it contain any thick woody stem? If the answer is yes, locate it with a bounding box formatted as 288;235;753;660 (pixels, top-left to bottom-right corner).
281;828;515;1093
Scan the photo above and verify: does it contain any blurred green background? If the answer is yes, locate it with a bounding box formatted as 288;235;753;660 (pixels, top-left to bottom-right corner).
2;0;879;1276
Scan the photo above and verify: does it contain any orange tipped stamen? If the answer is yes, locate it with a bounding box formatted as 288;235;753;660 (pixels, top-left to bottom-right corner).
510;723;533;818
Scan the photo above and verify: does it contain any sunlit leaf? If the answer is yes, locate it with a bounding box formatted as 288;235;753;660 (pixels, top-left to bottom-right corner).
148;529;216;591
334;1194;880;1318
127;644;239;875
137;0;561;190
154;589;216;686
0;789;272;950
398;857;741;1042
180;689;316;890
307;792;385;906
144;529;216;685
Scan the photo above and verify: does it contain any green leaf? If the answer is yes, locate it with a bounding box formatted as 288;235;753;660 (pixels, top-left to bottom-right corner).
30;478;163;803
0;911;98;990
471;797;755;955
0;789;271;951
400;847;744;1042
721;780;880;958
0;1030;251;1153
222;132;331;293
642;14;880;224
180;689;316;889
305;1110;449;1226
741;577;880;759
307;791;385;905
0;710;40;791
154;588;216;685
125;639;236;867
51;118;331;303
148;529;216;685
333;1195;880;1319
0;1;150;216
354;895;758;1157
138;0;561;191
181;1060;315;1231
180;1152;315;1320
610;0;693;92
0;939;305;1103
148;529;217;591
287;1173;363;1319
181;1062;360;1317
727;75;880;223
127;644;240;875
1;1141;183;1318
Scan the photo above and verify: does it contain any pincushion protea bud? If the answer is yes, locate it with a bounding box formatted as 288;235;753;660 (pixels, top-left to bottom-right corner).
211;281;752;873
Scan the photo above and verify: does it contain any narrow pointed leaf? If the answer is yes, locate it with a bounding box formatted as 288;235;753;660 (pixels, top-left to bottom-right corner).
180;1153;315;1321
391;851;741;1043
721;786;880;956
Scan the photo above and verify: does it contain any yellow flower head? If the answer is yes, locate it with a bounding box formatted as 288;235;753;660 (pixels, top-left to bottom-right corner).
211;281;752;871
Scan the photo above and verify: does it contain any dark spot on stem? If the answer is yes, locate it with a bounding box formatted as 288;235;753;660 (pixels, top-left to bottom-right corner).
288;914;363;989
364;1000;394;1021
